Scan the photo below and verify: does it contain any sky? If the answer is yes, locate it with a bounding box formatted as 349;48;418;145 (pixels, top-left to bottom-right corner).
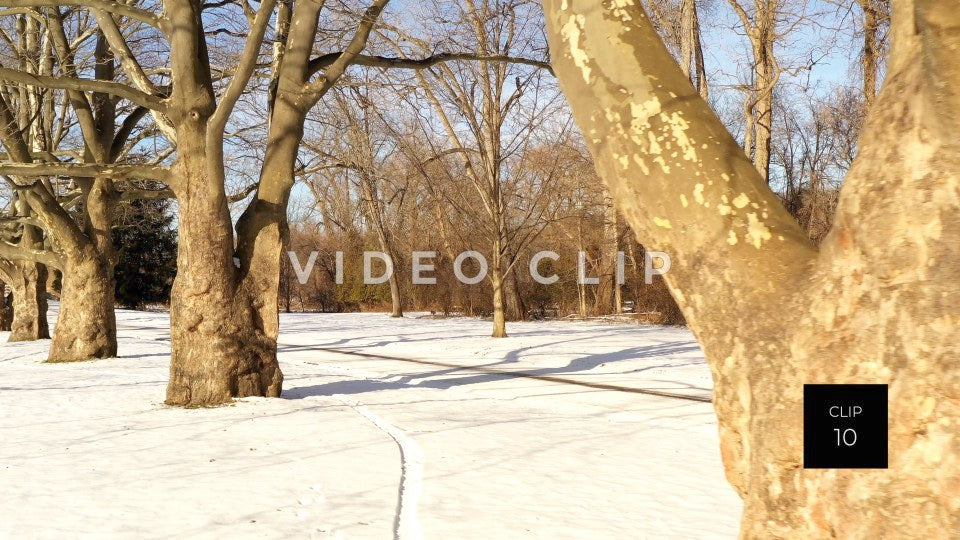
277;0;871;223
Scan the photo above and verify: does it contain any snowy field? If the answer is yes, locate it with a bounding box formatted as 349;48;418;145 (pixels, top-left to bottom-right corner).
0;308;741;539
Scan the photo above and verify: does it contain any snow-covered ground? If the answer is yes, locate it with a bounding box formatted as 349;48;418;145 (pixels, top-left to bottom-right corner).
0;309;741;539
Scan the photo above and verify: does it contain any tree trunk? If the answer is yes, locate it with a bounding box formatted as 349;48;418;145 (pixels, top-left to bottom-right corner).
48;173;119;362
545;0;959;535
595;194;618;315
860;0;880;106
164;0;284;406
8;261;49;342
504;255;525;321
490;247;507;337
361;179;404;318
387;266;403;317
167;144;282;406
751;36;775;182
0;284;10;331
47;246;117;362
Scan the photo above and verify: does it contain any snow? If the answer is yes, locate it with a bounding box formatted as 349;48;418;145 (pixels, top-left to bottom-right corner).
0;308;741;539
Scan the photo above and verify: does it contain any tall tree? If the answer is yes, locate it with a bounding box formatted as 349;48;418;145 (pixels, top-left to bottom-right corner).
544;0;959;535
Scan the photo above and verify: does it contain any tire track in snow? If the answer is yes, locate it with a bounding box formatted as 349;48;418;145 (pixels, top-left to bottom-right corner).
333;394;424;540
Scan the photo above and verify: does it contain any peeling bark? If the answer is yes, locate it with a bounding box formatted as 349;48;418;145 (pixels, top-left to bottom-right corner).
544;0;959;536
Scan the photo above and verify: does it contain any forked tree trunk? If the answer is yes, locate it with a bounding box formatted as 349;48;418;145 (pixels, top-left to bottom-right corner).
163;0;283;406
545;0;959;536
47;246;117;362
8;261;49;342
167;144;282;406
48;175;119;362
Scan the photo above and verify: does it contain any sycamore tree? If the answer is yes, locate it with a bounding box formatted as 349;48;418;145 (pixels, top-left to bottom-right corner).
0;0;552;406
543;0;958;536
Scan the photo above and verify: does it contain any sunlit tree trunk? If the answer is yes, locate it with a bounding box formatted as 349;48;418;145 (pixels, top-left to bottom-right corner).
164;0;282;405
7;257;49;342
544;0;959;535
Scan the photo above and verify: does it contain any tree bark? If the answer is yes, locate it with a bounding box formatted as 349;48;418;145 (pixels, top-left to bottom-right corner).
860;0;880;106
164;0;282;406
8;260;49;342
48;173;119;362
595;193;618;314
504;260;525;321
47;245;117;362
544;0;959;535
490;240;508;337
359;172;403;318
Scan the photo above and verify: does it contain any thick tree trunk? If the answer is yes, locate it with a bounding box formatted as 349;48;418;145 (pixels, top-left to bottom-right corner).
167;146;282;406
8;261;49;342
545;0;959;536
48;174;119;362
164;0;283;406
47;247;117;362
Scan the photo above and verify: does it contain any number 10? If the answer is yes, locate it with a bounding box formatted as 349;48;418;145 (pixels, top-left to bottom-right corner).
834;428;857;446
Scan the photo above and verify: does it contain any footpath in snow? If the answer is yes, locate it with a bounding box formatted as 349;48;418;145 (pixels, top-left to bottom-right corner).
0;309;741;539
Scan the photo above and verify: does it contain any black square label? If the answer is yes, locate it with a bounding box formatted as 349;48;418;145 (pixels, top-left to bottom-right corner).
803;384;888;469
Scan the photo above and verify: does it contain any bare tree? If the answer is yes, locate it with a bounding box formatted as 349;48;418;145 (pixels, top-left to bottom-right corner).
385;0;556;336
545;0;958;535
303;85;407;317
857;0;890;106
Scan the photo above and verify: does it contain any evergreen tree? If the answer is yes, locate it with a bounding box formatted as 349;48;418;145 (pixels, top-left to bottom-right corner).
113;198;178;309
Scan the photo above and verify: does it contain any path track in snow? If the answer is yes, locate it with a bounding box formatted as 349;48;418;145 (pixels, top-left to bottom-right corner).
333;394;425;540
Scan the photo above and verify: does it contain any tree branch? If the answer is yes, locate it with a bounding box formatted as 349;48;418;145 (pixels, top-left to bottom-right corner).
308;52;554;77
208;0;277;139
0;67;168;112
0;239;63;268
0;162;170;181
0;0;160;27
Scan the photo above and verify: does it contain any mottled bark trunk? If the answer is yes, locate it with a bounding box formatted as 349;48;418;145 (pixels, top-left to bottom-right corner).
47;246;116;362
167;143;282;406
545;0;959;536
48;175;118;362
9;261;48;342
164;0;283;406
